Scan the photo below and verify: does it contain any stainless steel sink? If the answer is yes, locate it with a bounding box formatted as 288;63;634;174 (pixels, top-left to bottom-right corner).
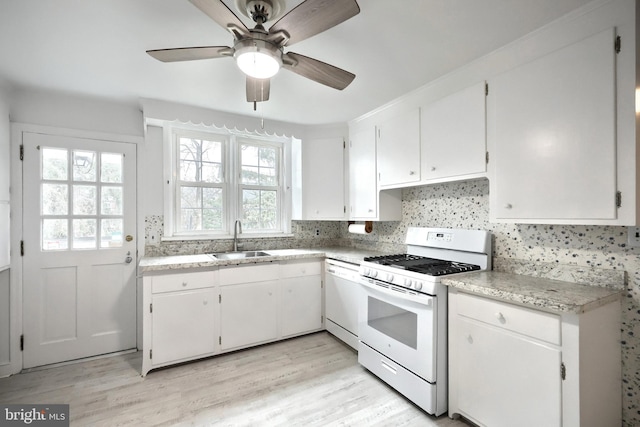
212;251;271;260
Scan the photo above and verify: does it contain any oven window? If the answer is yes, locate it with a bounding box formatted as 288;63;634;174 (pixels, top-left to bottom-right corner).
367;296;417;349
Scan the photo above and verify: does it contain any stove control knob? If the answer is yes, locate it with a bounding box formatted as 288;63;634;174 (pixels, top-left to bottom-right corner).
404;278;413;288
386;274;394;282
371;270;378;278
414;281;423;291
363;268;370;276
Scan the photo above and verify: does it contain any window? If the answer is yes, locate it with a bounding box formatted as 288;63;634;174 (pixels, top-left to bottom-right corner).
40;147;125;250
239;140;280;232
165;128;290;239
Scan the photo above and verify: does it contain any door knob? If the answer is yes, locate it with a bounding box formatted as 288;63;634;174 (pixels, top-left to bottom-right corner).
125;235;133;242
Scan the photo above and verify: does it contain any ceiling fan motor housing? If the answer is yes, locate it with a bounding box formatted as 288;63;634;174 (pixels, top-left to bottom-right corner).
236;0;286;23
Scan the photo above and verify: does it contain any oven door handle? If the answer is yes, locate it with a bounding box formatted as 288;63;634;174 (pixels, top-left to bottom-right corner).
360;278;434;307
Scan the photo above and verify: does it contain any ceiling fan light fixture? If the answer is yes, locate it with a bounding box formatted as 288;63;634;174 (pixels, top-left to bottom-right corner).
234;40;282;79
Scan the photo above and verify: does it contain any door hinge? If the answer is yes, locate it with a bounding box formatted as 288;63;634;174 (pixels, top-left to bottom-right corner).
219;336;222;345
20;241;24;257
561;362;566;380
149;303;153;313
615;36;621;53
150;349;152;359
321;280;324;289
19;144;24;161
616;191;622;208
343;139;346;149
321;315;324;323
219;294;221;303
20;334;24;351
485;151;489;164
344;206;346;214
485;82;489;96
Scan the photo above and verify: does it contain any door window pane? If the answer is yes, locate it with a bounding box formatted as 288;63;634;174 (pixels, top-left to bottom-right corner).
101;186;123;215
42;184;68;215
367;296;418;349
73;185;96;215
101;153;122;183
42;148;68;180
72;150;96;182
42;219;68;250
101;219;123;248
72;219;96;249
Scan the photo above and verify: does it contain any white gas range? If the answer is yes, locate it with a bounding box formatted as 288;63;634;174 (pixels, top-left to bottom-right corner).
358;227;492;416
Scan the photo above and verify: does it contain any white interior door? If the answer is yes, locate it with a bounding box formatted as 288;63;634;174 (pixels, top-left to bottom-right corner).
22;132;137;368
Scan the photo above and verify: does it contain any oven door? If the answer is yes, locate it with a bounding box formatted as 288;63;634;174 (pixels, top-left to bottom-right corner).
359;277;437;382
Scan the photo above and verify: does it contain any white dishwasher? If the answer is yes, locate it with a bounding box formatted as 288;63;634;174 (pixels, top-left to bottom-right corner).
325;259;361;349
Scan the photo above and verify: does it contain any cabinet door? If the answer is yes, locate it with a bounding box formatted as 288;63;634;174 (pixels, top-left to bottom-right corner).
490;28;616;222
219;281;278;350
422;82;486;181
280;275;322;337
456;318;561;427
377;109;421;187
349;127;377;219
302;137;345;220
152;288;216;365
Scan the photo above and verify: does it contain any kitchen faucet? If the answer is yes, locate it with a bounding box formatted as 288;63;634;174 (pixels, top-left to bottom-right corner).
233;220;242;251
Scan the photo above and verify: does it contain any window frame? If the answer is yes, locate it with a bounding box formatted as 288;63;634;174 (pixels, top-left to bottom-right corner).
163;125;292;240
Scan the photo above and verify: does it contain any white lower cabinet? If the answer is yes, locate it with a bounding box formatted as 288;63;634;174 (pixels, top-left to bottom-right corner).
456;317;561;427
152;288;217;365
220;280;279;351
280;260;323;338
142;259;324;376
142;270;218;376
449;289;621;427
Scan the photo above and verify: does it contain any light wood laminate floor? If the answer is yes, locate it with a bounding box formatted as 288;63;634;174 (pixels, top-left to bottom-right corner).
0;332;472;426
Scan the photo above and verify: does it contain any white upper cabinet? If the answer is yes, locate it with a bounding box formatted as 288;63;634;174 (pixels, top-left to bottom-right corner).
349;126;377;219
489;28;617;223
376;108;421;188
348;126;402;221
421;82;487;183
292;136;346;221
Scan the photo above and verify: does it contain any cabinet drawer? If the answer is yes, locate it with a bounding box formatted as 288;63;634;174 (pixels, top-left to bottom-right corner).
151;271;215;294
280;260;322;278
220;263;279;285
457;292;561;345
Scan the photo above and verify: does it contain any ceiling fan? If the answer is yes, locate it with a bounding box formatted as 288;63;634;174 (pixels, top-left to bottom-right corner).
147;0;360;109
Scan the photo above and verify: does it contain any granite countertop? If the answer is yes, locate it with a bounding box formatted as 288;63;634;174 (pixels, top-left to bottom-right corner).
442;271;624;314
138;247;383;273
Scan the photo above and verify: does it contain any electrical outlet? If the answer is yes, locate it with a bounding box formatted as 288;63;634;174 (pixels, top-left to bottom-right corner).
627;226;640;247
315;229;320;236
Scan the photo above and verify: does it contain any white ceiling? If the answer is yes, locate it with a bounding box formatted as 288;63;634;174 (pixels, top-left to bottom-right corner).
0;0;594;125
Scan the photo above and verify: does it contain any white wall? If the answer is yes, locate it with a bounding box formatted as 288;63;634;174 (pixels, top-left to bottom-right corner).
0;78;12;373
11;88;144;137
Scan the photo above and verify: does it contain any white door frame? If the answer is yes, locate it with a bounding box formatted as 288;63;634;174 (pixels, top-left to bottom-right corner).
6;123;143;376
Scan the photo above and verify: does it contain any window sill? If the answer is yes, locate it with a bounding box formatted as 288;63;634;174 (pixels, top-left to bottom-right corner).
161;233;295;242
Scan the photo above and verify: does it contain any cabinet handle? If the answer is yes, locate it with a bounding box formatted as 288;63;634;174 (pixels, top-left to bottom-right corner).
409;170;416;175
368;209;374;213
380;360;397;375
431;166;436;171
504;203;513;209
495;312;506;323
203;300;208;305
182;282;188;287
467;334;473;344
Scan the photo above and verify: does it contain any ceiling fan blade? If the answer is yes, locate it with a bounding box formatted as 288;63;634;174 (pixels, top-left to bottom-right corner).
146;46;233;62
246;77;271;102
269;0;360;46
189;0;249;37
283;52;355;90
